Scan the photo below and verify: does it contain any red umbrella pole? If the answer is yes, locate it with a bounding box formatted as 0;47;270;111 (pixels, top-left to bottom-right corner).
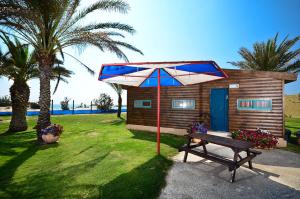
157;68;161;155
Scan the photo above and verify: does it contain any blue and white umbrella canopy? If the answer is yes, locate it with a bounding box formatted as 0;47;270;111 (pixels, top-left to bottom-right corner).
99;61;228;154
99;61;228;87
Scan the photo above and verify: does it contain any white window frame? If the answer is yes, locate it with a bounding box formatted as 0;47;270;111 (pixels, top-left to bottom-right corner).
172;99;195;109
134;100;151;108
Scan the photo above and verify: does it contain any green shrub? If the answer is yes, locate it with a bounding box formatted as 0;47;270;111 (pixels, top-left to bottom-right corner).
0;95;11;107
93;93;113;111
60;97;70;110
29;102;40;109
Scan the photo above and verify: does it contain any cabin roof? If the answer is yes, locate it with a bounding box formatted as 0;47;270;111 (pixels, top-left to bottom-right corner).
121;69;297;89
223;69;297;84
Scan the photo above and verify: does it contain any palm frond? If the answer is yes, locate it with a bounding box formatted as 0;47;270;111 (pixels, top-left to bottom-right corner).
74;22;135;34
107;82;123;94
71;0;129;23
63;51;95;75
229;33;300;73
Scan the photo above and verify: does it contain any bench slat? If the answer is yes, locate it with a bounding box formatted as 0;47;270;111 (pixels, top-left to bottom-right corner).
249;149;262;155
184;148;235;168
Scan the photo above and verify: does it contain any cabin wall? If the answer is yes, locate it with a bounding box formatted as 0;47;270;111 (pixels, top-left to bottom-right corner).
127;84;201;129
127;70;284;137
200;72;284;137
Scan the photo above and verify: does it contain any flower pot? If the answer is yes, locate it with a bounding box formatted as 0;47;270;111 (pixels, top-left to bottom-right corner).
192;138;202;143
42;134;60;144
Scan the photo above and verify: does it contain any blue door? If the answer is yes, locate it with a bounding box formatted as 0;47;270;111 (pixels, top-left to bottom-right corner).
210;88;229;131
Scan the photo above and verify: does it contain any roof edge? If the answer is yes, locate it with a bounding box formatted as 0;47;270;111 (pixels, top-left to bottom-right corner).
223;69;298;83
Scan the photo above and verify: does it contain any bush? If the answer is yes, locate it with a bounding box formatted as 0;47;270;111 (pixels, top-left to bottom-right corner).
93;93;113;111
231;129;278;149
60;97;70;110
29;102;40;109
0;95;11;107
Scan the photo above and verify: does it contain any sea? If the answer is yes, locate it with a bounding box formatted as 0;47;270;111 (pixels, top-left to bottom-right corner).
51;104;127;111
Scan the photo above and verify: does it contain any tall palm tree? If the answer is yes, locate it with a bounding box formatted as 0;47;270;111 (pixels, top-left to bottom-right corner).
108;83;123;118
0;0;143;139
229;34;300;73
0;33;72;132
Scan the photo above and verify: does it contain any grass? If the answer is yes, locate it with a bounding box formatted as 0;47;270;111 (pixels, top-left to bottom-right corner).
284;117;300;154
0;114;185;199
285;94;300;118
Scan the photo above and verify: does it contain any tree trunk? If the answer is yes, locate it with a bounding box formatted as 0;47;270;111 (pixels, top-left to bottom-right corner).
36;53;53;142
117;93;122;118
9;80;30;132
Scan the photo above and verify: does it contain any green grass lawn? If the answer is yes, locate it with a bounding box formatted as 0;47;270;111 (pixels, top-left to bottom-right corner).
0;114;185;199
284;117;300;154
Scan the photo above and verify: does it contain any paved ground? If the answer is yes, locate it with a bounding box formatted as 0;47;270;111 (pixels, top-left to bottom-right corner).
159;143;300;199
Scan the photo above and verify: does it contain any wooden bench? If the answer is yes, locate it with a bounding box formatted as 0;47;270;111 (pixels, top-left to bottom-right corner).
179;133;262;182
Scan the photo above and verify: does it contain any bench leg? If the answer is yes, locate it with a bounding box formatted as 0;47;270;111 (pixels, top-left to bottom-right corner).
183;151;188;162
231;151;238;183
183;138;192;162
247;150;253;169
231;168;237;183
202;142;207;154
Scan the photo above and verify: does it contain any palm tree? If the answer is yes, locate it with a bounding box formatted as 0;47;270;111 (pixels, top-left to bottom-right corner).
0;33;72;132
229;34;300;73
0;0;143;139
108;83;123;118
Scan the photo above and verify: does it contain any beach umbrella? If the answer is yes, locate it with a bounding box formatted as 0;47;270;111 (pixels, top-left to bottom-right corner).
99;61;228;154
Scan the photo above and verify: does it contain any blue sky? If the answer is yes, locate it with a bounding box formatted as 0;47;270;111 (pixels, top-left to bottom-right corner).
0;0;299;105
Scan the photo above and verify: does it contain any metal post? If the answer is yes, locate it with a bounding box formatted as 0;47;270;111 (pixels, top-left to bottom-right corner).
157;68;161;155
90;101;92;113
51;100;54;115
72;100;74;114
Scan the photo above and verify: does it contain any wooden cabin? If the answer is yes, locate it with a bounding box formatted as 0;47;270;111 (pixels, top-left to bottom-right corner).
125;69;297;146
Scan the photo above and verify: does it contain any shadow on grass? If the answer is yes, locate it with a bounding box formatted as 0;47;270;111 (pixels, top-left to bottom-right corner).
100;155;172;199
0;152;171;199
109;117;125;126
0;145;38;185
0;131;36;157
129;130;185;149
0;152;110;199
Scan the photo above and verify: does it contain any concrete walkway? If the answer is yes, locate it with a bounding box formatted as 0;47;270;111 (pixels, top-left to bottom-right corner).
159;144;300;199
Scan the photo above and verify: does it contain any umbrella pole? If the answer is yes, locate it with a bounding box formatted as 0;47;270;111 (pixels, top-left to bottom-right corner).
157;68;161;155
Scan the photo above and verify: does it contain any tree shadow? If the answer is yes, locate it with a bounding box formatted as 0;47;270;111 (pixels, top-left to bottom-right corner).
0;131;36;157
129;130;185;149
109;117;126;126
99;155;172;199
0;152;173;199
0;144;39;184
0;152;110;199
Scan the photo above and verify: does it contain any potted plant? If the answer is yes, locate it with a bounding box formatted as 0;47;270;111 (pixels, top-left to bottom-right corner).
41;124;63;144
189;122;208;143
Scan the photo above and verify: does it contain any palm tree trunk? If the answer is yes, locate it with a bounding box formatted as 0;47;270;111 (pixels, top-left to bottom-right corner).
36;53;53;142
117;93;122;118
9;80;29;132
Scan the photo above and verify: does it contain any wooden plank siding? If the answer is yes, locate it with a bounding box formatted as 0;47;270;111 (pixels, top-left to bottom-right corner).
127;84;202;128
126;69;296;137
200;76;284;137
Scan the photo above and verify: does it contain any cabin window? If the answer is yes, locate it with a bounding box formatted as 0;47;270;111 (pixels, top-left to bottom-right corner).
237;98;272;111
172;99;195;109
134;100;151;108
